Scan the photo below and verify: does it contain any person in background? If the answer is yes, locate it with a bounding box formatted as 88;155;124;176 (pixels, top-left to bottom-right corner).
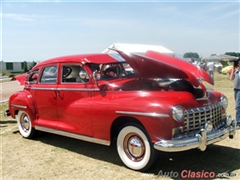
207;60;214;79
191;59;198;66
230;58;240;129
200;59;207;71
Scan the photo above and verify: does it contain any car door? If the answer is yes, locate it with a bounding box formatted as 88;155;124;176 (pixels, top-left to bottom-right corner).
32;64;59;129
56;63;93;136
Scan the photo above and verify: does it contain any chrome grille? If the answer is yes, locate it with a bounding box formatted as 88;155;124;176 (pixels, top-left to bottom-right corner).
184;103;225;135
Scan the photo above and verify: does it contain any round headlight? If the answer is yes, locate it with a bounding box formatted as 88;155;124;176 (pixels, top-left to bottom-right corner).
172;106;184;122
221;95;228;109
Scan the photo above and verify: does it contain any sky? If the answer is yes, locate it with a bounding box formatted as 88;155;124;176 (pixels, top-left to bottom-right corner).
1;0;240;62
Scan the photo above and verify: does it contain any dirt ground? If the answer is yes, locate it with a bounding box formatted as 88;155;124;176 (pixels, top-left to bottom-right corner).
1;73;240;180
0;81;23;102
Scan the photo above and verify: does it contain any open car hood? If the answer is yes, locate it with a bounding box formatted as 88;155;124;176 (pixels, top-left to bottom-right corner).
115;50;213;87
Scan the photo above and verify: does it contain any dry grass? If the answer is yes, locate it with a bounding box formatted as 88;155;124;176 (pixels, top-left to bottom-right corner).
1;72;240;180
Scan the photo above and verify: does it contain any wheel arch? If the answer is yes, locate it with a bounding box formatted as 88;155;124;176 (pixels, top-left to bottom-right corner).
110;116;147;142
9;91;37;122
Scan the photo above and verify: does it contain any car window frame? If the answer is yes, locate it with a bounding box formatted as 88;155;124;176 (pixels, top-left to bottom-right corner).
61;63;89;84
27;69;39;84
39;65;58;84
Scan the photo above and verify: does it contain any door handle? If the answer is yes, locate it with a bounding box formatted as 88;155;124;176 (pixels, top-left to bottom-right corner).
57;90;64;100
53;90;58;99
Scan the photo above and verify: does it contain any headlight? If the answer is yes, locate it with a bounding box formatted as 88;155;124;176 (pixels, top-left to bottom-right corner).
221;95;228;109
172;106;184;122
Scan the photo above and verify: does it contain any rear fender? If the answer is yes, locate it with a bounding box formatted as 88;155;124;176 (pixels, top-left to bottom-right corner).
8;91;36;124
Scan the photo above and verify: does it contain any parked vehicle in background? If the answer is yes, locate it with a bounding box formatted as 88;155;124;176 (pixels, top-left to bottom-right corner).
5;49;237;171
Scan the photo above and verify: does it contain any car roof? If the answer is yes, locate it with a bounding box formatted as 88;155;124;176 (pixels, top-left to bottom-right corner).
36;53;120;67
14;50;213;87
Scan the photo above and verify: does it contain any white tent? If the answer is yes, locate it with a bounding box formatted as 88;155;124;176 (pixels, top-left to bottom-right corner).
205;54;238;62
102;43;175;57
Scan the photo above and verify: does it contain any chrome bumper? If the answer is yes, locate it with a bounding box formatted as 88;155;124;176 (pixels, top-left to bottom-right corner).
4;110;10;117
154;118;237;152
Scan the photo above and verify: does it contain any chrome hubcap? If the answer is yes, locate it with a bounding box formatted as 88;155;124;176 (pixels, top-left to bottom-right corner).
124;134;145;161
20;114;30;132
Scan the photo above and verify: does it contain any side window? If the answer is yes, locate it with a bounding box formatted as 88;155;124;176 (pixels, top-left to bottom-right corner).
123;63;135;75
28;69;39;84
40;66;58;84
62;64;89;83
101;63;124;79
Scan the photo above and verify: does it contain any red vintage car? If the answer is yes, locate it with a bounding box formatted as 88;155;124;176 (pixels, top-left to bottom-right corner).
5;50;237;171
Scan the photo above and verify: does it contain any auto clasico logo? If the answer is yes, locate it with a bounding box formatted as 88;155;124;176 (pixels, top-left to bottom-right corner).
155;170;237;179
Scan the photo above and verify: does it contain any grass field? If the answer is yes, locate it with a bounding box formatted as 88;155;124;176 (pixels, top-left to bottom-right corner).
1;72;240;180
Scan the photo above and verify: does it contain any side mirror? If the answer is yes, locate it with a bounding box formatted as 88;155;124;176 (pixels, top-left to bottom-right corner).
79;70;89;79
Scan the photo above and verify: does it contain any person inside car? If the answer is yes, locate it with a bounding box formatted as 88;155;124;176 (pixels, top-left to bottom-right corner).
101;67;116;79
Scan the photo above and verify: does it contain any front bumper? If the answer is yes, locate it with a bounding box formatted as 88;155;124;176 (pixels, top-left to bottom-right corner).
4;110;10;117
154;117;237;152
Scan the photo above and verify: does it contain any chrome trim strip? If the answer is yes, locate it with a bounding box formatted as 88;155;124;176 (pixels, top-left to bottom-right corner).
58;88;100;91
196;97;208;101
35;126;110;146
27;87;100;92
116;111;170;118
10;104;27;109
27;87;57;91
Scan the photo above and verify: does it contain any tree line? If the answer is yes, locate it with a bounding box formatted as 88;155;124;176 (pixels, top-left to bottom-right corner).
22;61;37;73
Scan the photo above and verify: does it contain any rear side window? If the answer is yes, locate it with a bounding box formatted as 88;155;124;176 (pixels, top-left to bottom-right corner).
62;64;89;83
40;66;58;83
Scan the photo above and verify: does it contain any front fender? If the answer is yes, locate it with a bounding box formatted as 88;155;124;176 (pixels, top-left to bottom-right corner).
8;90;36;122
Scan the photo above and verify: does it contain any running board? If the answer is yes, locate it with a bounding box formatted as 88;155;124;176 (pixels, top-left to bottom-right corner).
35;126;110;146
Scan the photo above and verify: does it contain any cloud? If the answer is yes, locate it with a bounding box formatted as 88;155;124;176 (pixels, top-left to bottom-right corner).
3;13;35;21
74;17;138;28
206;8;239;22
205;2;238;12
2;13;58;22
215;9;240;20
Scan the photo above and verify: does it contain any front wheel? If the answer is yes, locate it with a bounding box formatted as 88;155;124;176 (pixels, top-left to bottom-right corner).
17;110;36;139
117;124;158;171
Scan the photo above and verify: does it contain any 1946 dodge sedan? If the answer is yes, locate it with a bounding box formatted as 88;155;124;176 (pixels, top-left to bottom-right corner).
5;49;237;171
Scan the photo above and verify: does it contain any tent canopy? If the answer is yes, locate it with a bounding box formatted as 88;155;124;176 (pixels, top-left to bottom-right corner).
205;54;238;62
102;43;175;57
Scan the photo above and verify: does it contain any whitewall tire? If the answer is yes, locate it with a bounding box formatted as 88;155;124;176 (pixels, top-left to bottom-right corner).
17;110;36;139
117;124;158;171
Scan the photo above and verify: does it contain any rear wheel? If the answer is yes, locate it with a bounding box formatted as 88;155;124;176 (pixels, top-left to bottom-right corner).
17;111;36;139
116;124;158;171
